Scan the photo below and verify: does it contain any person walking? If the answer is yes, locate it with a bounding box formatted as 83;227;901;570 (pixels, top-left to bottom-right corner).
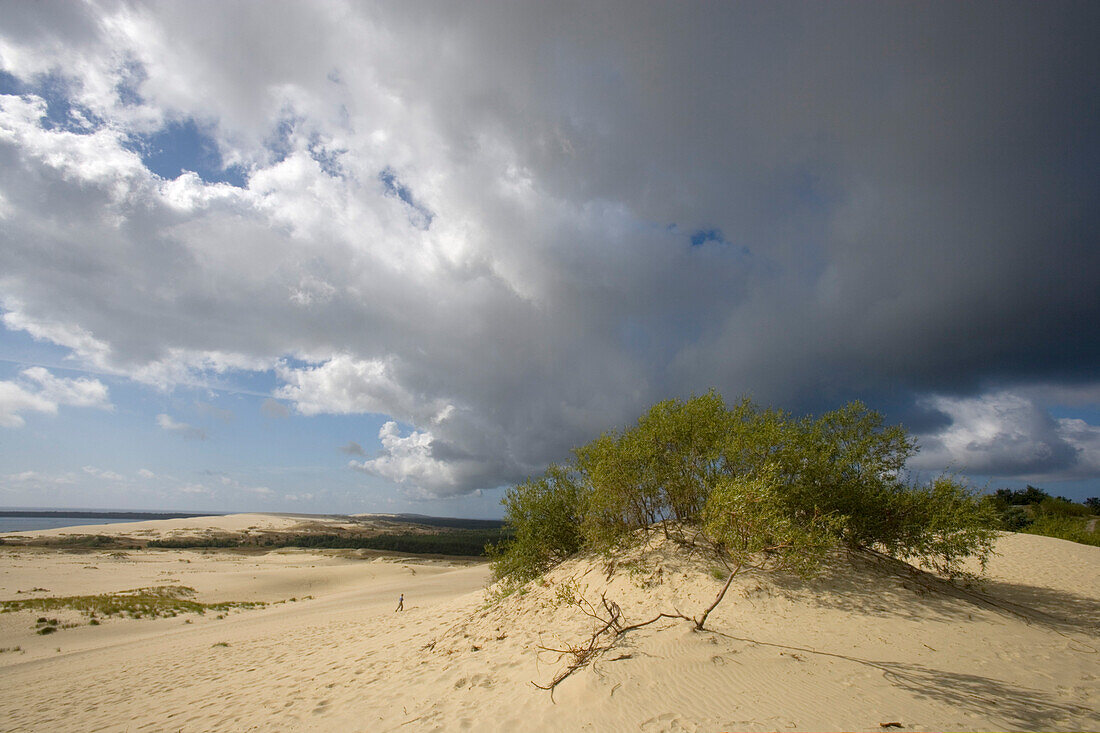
395;593;404;612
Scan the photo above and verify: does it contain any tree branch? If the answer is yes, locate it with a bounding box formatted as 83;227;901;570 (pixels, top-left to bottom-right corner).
693;559;742;630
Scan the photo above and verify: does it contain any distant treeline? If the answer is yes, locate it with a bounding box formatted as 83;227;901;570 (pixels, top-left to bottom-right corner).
378;514;506;530
986;487;1099;547
147;528;513;556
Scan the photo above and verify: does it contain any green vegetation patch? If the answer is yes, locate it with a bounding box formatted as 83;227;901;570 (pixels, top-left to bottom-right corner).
146;536;243;549
148;528;510;555
985;486;1100;546
1022;515;1100;547
1;585;266;621
0;534;141;550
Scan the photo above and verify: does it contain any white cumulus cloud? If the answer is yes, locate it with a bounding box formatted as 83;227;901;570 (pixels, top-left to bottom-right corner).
156;413;207;440
0;367;111;427
349;421;456;494
4;470;77;485
913;390;1100;480
276;356;441;420
82;465;126;481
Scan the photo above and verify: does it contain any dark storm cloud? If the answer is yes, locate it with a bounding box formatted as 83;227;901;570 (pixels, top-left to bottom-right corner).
1;1;1098;493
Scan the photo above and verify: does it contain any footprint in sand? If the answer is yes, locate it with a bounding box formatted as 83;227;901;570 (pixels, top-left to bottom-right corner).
453;673;493;690
640;712;699;732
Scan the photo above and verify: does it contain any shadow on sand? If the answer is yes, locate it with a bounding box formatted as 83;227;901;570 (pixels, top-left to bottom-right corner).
722;548;1100;729
763;548;1100;635
711;630;1098;731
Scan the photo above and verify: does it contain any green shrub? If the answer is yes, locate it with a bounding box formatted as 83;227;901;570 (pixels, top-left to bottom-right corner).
777;402;913;548
872;476;998;576
575;391;737;548
491;393;997;584
987;501;1032;531
703;468;840;578
487;464;586;584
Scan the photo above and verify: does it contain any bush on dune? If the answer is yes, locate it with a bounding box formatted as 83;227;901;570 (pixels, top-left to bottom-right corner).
493;392;1001;692
492;391;998;607
487;464;585;586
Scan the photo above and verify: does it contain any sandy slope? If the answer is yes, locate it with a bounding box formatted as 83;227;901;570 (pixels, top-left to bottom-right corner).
1;526;1097;732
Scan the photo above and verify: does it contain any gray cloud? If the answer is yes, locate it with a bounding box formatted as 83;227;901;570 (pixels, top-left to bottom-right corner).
261;398;290;419
195;400;234;423
339;441;365;456
1;2;1098;494
910;391;1088;478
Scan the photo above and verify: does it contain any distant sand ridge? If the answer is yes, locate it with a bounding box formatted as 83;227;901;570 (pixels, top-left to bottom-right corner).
1;513;381;542
1;514;1097;731
0;513;463;554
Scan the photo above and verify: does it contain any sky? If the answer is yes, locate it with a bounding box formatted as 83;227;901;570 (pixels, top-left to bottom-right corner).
1;1;1099;517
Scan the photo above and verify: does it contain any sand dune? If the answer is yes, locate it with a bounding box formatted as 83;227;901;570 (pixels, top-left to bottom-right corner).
1;521;1097;732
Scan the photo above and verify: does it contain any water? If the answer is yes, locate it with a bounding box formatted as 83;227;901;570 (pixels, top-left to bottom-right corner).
0;516;155;533
0;510;221;533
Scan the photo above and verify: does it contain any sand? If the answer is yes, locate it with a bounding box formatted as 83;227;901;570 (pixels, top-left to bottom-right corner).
1;516;1097;731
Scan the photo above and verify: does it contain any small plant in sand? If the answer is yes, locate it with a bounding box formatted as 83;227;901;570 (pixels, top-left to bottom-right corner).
489;391;999;691
552;578;586;608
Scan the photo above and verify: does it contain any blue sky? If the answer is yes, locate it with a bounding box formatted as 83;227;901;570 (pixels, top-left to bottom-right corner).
1;2;1099;516
0;328;502;515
